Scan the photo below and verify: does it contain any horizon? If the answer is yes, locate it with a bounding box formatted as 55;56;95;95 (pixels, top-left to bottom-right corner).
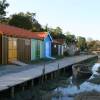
7;0;100;40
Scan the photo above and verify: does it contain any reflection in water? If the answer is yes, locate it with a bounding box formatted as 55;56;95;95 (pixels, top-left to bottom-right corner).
52;62;100;100
72;73;92;90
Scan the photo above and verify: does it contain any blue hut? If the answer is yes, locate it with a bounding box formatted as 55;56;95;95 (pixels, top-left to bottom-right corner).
31;32;53;60
44;33;53;57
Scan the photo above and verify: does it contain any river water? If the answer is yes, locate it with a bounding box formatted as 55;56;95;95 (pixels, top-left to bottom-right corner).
31;59;100;100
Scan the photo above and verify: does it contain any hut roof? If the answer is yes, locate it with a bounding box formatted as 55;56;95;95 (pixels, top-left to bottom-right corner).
0;24;48;40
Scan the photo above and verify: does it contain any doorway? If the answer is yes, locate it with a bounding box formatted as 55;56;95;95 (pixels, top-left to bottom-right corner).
8;37;17;62
45;42;50;57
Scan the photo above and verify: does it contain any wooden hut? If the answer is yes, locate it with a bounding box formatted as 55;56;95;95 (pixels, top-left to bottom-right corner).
31;32;53;60
52;39;66;56
0;24;52;64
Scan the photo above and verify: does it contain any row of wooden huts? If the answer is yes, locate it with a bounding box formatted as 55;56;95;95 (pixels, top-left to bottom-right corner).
0;24;66;64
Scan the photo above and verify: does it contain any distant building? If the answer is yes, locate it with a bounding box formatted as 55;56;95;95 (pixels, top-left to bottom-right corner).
67;43;79;55
52;39;66;56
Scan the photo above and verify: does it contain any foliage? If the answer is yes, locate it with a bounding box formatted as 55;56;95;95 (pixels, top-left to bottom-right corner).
9;13;33;30
65;32;77;44
49;27;62;35
87;40;100;51
64;51;69;56
77;36;87;51
0;0;9;22
48;27;66;39
8;12;43;31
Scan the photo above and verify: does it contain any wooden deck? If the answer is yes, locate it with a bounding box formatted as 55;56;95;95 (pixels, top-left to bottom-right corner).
0;55;97;91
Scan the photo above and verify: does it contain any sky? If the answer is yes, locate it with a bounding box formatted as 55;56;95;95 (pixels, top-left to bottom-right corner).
7;0;100;40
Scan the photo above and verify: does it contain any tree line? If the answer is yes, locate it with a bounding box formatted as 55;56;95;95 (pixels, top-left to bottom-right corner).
1;0;97;52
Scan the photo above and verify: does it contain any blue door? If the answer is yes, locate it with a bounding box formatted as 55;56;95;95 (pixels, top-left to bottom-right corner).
45;42;50;57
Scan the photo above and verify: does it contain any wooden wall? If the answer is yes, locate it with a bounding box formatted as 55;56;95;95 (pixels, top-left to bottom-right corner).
17;38;31;63
0;34;2;64
40;40;45;58
2;36;8;64
51;43;58;56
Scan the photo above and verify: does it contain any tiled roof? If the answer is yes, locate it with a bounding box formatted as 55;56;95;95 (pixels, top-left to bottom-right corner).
53;39;65;44
0;24;48;39
53;40;61;44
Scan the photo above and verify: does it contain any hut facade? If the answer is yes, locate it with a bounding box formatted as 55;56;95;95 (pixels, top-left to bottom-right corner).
0;24;52;64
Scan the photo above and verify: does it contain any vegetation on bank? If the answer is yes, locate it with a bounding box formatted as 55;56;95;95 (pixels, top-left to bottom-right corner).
75;90;100;100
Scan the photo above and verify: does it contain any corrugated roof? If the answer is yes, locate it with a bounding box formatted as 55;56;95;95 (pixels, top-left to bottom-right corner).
0;24;48;39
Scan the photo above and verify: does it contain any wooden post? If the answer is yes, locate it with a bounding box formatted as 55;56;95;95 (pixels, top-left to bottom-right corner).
64;68;66;73
42;63;45;81
58;63;60;76
55;71;57;78
54;71;56;78
41;76;44;83
39;77;42;84
45;74;47;80
11;87;15;98
22;83;25;91
51;73;53;80
31;80;34;87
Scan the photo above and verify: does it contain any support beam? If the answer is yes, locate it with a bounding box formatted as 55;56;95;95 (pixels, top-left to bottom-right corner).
11;87;15;98
51;73;53;80
22;83;26;91
31;80;34;87
45;74;47;80
64;68;66;73
57;63;60;76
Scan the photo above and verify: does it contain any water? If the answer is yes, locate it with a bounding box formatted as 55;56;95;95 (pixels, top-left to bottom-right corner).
51;62;100;100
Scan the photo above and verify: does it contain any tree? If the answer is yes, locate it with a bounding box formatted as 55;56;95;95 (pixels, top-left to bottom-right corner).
0;0;9;22
87;40;100;51
9;12;43;31
77;36;87;51
9;13;33;30
47;26;65;39
65;32;77;44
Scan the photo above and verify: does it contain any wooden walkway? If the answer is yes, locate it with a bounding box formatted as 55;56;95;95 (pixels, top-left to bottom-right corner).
0;55;97;91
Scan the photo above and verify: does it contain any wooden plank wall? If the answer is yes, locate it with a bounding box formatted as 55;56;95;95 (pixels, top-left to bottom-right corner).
17;38;31;63
0;35;2;64
51;43;58;56
2;36;8;64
